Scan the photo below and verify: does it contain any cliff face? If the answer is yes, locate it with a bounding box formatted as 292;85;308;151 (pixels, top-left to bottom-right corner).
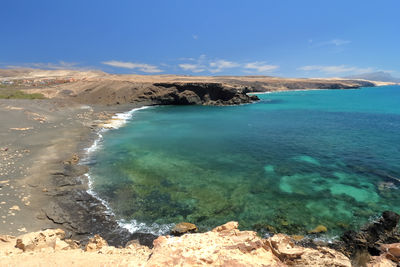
59;80;259;106
152;82;259;105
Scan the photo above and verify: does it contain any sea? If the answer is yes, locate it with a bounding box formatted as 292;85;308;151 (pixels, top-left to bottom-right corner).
85;85;400;238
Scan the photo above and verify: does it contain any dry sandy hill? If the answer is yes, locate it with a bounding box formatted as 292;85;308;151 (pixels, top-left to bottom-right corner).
0;68;385;106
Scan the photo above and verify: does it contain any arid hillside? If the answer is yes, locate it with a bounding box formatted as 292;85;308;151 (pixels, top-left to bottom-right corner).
0;69;387;106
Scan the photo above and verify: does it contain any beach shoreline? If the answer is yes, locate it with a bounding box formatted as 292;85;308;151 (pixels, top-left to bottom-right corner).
0;98;158;246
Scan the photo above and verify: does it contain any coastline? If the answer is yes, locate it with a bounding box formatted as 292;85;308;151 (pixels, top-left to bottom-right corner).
81;105;174;236
1;90;400;266
0;87;393;242
0;99;157;246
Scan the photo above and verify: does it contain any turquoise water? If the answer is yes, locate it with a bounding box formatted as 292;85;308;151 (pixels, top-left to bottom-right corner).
88;86;400;236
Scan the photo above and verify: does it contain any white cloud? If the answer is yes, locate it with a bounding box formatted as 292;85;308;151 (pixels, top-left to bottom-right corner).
298;65;375;75
6;61;81;70
312;39;351;47
102;60;162;73
209;60;240;73
178;55;278;74
178;63;205;73
244;62;279;73
329;39;351;46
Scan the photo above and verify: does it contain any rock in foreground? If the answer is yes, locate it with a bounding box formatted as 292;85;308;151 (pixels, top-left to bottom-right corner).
1;220;399;266
171;222;198;236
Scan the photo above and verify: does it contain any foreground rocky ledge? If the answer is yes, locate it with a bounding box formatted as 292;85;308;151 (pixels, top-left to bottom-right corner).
1;218;399;266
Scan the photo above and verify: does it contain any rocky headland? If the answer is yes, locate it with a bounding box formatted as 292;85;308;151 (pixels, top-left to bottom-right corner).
0;68;391;107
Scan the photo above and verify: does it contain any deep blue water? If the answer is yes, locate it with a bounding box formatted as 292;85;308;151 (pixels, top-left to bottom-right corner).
88;86;400;236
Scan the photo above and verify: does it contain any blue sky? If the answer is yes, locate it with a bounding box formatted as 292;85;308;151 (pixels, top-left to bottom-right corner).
1;0;399;77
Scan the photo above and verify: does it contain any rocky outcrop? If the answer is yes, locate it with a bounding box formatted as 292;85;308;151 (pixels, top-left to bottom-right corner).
2;220;400;266
40;159;158;248
84;234;108;252
0;229;151;266
14;229;69;252
171;222;198;236
148;221;351;266
69;80;259;106
147;221;282;266
267;233;351;266
335;211;400;266
152;82;259;105
379;243;400;263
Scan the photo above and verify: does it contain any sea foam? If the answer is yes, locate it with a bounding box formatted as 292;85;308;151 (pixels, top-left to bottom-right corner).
80;105;173;235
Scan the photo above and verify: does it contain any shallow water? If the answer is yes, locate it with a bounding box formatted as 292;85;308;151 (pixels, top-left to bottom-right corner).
88;86;400;236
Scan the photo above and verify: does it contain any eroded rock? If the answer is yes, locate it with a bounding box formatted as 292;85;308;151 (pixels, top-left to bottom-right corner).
15;229;66;252
380;243;400;262
339;211;400;258
84;234;108;252
148;222;281;266
367;255;397;267
0;234;15;243
266;234;351;266
212;221;238;232
171;222;198;236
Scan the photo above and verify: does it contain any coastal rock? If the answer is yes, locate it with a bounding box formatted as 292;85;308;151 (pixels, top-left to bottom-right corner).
171;222;198;236
153;82;258;106
296;247;352;267
267;233;305;260
148;222;282;266
84;234;108;252
63;154;80;165
266;234;351;266
367;255;397;267
380;243;400;262
339;211;400;256
15;229;66;252
335;211;400;266
308;225;328;234
212;221;239;232
71;79;259;106
0;221;377;266
177;90;202;105
0;235;15;243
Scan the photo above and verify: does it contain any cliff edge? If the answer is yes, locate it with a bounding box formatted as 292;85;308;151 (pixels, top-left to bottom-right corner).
1;214;399;266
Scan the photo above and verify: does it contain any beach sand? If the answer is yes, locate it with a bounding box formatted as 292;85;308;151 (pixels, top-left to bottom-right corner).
0;99;148;245
0;99;91;235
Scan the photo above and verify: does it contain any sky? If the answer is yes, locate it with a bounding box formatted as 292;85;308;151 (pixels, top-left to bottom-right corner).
1;0;399;77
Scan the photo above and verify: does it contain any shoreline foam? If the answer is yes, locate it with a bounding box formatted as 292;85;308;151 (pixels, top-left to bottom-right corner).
81;105;174;235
